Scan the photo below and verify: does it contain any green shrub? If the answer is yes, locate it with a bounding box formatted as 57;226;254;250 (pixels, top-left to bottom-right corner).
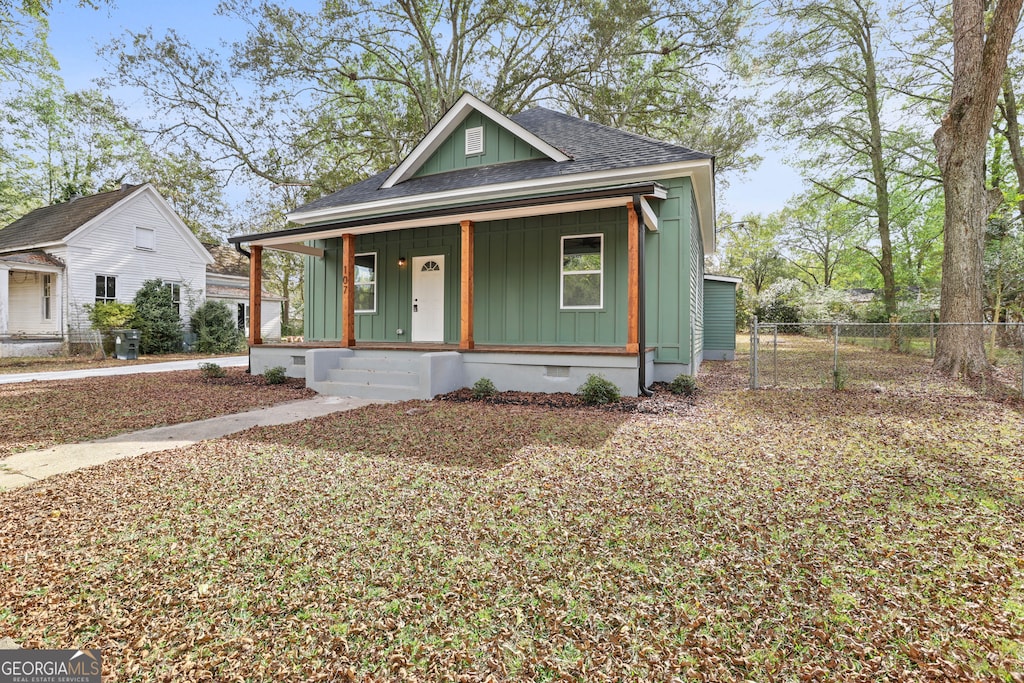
198;362;226;379
471;377;497;399
191;300;245;353
577;374;621;405
84;301;137;331
669;374;698;396
131;279;184;354
263;366;287;385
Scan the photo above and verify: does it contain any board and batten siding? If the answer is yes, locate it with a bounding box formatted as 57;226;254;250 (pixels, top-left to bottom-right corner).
305;225;461;343
643;176;701;366
63;191;209;330
412;111;547;178
703;277;738;359
474;208;627;346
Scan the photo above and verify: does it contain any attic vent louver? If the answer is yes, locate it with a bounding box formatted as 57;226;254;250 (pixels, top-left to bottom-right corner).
465;126;484;156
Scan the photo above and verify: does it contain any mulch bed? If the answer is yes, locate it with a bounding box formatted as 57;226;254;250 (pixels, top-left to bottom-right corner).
436;382;693;412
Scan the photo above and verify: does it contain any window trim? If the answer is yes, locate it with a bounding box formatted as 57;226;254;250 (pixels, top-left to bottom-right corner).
95;274;117;303
42;274;52;320
560;233;604;310
135;226;156;251
237;302;249;333
164;281;182;314
354;252;377;314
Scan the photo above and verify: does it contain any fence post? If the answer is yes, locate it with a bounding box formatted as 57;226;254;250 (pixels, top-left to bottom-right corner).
929;315;935;358
750;316;759;390
773;325;778;387
833;321;841;391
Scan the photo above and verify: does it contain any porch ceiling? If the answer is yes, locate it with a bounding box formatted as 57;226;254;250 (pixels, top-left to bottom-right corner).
231;182;666;251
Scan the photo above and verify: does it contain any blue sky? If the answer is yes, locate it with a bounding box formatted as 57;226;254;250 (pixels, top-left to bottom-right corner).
45;1;803;219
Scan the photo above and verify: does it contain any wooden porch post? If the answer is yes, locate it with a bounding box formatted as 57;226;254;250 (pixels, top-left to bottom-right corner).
626;204;640;353
248;245;263;346
460;220;475;350
341;233;356;347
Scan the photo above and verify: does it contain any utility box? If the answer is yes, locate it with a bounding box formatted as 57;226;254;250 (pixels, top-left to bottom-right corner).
114;329;141;360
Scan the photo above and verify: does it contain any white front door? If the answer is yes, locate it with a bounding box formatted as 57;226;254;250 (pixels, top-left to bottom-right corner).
411;255;445;342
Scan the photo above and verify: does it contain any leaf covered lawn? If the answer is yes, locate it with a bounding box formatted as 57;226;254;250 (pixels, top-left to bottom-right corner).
0;368;313;456
1;351;1023;681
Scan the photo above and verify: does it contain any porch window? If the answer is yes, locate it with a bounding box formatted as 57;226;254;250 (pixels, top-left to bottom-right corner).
237;303;249;333
95;275;116;303
42;274;52;320
355;253;376;313
561;234;603;309
164;282;181;314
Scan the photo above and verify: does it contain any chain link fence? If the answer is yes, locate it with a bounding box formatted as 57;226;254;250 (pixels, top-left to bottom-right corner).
749;318;1024;397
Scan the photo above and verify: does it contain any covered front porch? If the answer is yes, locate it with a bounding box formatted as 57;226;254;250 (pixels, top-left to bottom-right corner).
235;183;666;398
0;252;64;357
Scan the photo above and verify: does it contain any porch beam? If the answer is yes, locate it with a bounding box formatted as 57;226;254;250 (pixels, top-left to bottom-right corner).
249;245;263;345
626;204;640;353
341;233;356;347
267;242;324;258
460;220;474;350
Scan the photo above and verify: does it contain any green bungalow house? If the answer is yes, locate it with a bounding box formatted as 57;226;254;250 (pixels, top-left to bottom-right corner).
229;93;716;399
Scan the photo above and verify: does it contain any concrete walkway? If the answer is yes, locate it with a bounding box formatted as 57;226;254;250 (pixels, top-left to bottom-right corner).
0;395;377;491
0;355;250;385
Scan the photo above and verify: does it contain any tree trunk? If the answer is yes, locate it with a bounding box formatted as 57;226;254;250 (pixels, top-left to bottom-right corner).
933;0;1024;378
934;133;991;376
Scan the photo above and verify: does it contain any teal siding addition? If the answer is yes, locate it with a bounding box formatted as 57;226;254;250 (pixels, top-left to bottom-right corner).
473;208;628;347
703;279;737;353
413;111;547;178
304;225;461;343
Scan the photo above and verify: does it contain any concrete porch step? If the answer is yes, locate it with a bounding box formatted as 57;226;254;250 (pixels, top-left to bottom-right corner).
340;355;421;372
326;367;420;387
311;381;422;401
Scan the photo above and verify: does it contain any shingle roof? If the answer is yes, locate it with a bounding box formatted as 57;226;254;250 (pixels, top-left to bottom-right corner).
0;250;65;268
205;243;250;277
294;107;712;216
0;184;144;252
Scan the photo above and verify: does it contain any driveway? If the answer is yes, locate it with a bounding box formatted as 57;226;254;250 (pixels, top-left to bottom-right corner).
0;355;250;385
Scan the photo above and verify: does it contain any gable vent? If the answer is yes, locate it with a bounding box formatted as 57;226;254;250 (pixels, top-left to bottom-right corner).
465;126;484;156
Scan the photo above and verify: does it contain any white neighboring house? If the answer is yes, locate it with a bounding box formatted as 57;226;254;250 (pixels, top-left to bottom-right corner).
204;244;284;342
0;183;213;357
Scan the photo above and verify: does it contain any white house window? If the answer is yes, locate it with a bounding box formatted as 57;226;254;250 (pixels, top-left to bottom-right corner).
135;227;156;251
164;282;182;314
355;253;377;313
561;234;603;309
237;303;249;333
95;275;116;303
42;274;52;320
465;126;484;156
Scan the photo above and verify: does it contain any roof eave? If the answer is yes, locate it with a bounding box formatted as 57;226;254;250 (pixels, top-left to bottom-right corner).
231;182;667;246
286;158;713;228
